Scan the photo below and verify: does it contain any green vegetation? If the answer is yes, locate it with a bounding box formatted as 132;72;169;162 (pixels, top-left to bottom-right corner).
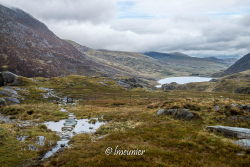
0;123;58;167
0;103;67;122
0;75;249;167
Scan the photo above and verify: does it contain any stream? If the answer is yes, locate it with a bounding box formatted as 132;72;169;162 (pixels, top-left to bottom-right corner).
42;108;105;159
39;87;106;159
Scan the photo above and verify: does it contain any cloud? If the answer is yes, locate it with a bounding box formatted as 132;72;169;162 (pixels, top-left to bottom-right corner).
0;0;117;23
1;0;250;57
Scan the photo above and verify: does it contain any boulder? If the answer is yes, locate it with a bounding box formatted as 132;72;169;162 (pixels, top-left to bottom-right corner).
207;126;250;139
0;71;20;86
161;82;179;91
157;108;201;120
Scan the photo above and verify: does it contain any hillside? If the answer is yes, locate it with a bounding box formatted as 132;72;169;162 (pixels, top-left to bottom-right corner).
144;52;229;76
69;41;229;78
0;4;143;78
219;53;250;76
67;41;183;79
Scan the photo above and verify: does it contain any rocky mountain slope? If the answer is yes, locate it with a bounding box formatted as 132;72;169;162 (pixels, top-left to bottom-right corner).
218;53;250;76
0;4;134;78
144;52;229;76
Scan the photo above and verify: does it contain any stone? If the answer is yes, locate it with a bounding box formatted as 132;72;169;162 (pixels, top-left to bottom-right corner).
234;139;250;150
17;136;28;142
162;82;179;91
156;109;167;115
157;108;201;120
214;105;220;112
207;126;250;139
36;136;46;146
0;87;18;97
66;97;74;103
117;77;143;89
0;71;20;86
28;144;38;151
4;97;20;104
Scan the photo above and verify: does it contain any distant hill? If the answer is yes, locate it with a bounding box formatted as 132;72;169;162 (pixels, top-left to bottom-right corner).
144;52;229;76
67;41;180;79
219;53;250;76
203;57;237;65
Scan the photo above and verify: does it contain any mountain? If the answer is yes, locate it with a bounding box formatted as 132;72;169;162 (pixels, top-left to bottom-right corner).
0;4;131;78
67;41;182;79
219;53;250;76
144;52;229;76
0;4;229;80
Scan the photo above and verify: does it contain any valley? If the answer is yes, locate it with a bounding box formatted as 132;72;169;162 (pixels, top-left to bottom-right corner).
0;3;250;167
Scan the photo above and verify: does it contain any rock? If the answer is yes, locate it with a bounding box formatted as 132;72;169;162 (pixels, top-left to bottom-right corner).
239;105;250;112
157;108;201;120
156;109;166;115
66;97;74;103
234;139;250;150
207;126;250;139
3;87;18;95
214;105;220;111
17;136;28;142
36;136;46;146
161;82;179;91
210;79;219;82
0;98;7;106
0;87;18;97
4;97;20;104
28;144;38;151
117;77;143;89
64;118;77;127
0;71;20;86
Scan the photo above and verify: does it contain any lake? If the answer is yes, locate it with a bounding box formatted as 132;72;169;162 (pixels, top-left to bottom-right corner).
156;76;212;88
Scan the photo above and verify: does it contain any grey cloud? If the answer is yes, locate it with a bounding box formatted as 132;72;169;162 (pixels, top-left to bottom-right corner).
0;0;116;23
0;0;250;58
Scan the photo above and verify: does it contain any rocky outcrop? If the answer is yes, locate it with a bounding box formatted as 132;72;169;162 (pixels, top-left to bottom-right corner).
117;78;143;89
157;108;201;120
0;71;21;86
207;125;250;149
207;126;250;139
161;82;179;91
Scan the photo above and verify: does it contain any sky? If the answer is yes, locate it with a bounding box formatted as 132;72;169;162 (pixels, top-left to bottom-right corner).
1;0;250;58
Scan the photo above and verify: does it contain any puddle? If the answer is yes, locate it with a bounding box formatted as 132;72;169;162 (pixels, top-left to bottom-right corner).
42;108;105;159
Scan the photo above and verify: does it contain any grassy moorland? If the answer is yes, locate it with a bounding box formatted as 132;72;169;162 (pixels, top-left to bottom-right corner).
0;75;249;167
